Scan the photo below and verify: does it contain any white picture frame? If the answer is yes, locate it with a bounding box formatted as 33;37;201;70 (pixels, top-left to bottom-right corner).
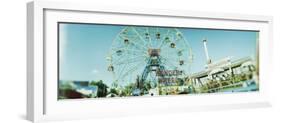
27;0;273;122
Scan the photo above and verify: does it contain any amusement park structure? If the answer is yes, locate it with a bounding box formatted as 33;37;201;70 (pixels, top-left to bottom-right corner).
106;26;258;96
58;26;259;99
106;26;193;95
186;38;259;94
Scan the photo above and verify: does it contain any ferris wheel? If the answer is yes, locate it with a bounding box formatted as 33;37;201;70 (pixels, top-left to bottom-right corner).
106;26;193;88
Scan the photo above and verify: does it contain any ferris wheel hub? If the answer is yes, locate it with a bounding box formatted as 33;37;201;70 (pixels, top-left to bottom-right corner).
148;48;160;57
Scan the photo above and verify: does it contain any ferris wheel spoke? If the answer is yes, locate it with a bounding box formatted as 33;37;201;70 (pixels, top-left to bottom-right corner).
111;41;146;54
131;27;149;47
145;27;153;48
118;35;148;51
158;34;180;50
111;48;147;56
153;27;160;47
115;63;130;83
174;29;193;61
118;36;143;50
118;61;144;83
120;27;148;49
160;56;180;69
110;49;148;66
111;45;146;52
161;50;178;59
114;56;145;65
158;29;171;48
173;29;190;48
111;55;127;65
112;54;144;65
108;28;129;53
114;56;144;72
161;55;178;61
161;42;186;57
125;48;147;55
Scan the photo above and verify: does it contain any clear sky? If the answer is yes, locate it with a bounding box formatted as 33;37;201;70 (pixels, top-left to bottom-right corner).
59;23;257;86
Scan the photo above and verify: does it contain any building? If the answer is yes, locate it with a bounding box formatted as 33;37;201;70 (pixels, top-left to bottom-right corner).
157;38;258;95
188;56;258;93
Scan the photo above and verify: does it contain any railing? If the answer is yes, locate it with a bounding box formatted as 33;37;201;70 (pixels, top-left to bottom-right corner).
206;81;244;92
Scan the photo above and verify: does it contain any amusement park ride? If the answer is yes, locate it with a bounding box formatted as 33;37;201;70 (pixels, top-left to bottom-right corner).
106;26;258;96
106;26;193;95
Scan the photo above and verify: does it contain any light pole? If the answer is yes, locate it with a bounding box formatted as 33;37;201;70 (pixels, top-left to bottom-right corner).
203;38;211;64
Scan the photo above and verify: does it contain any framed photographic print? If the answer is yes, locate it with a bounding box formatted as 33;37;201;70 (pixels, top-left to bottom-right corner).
27;0;273;122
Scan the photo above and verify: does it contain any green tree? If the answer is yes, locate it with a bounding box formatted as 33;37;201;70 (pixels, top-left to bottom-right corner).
143;82;152;93
109;88;118;95
90;80;108;97
123;83;135;96
177;78;185;86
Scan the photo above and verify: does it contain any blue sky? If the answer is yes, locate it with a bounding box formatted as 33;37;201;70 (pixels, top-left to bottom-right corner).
59;23;257;86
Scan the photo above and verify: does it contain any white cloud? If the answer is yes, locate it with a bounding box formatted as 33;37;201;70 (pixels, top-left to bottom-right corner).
91;69;99;74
